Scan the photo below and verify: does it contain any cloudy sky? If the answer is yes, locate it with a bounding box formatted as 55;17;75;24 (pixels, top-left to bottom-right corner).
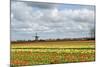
11;0;95;41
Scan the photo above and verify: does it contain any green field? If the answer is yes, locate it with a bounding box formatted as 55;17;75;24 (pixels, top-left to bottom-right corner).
11;40;95;66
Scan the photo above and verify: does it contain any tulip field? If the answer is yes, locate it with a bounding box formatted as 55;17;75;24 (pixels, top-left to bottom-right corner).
11;40;95;66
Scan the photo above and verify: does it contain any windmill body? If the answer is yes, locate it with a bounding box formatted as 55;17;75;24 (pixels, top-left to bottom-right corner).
34;33;39;41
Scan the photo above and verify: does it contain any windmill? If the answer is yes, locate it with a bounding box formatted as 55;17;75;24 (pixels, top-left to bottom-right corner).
33;33;39;41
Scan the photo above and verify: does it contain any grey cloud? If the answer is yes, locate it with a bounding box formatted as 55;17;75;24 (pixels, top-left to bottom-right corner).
26;2;58;9
11;0;58;9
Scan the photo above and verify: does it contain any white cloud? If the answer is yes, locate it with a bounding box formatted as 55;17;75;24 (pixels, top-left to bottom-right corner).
11;1;95;40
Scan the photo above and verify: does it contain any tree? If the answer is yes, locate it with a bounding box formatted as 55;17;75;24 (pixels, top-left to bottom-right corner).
90;28;95;39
